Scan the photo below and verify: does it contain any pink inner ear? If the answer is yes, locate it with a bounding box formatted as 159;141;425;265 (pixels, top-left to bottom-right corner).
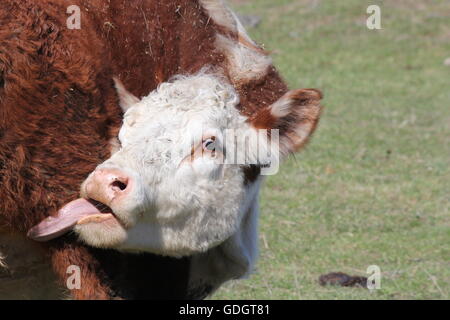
247;88;323;154
248;88;323;131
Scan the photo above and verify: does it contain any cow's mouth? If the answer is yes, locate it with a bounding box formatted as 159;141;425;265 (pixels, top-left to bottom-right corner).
27;198;123;242
76;199;119;226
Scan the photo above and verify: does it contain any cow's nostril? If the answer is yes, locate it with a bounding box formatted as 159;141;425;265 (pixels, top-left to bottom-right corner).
111;180;128;192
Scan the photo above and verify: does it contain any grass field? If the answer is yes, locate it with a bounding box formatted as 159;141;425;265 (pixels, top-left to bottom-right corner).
212;0;450;300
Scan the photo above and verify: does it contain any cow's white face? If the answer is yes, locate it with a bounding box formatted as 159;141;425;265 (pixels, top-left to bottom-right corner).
78;74;253;256
28;72;322;259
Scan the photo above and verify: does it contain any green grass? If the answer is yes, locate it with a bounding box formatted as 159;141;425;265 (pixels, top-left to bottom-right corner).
212;0;450;300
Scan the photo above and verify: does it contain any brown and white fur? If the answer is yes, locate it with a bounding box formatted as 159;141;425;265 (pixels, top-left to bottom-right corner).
0;0;322;299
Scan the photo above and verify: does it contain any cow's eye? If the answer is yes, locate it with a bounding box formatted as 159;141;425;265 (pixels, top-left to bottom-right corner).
202;138;216;152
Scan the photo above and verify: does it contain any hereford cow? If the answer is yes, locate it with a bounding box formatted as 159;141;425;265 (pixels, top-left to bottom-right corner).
0;0;322;299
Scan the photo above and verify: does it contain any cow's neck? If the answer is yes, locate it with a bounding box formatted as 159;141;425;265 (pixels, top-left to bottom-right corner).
188;177;263;297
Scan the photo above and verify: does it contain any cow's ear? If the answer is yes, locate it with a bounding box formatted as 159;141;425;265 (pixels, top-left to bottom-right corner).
250;88;323;156
113;77;140;112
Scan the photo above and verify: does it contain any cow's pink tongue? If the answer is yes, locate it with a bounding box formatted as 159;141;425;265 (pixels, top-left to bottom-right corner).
27;198;102;242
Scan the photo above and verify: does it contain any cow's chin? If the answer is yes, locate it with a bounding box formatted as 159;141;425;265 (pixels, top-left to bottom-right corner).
74;216;128;249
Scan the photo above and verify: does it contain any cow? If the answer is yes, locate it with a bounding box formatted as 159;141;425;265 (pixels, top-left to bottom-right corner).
0;0;322;299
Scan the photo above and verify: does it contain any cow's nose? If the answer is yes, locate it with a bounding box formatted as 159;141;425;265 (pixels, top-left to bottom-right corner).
84;168;132;205
109;175;129;192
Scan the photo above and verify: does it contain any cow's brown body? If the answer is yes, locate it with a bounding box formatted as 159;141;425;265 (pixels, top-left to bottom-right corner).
0;0;288;299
